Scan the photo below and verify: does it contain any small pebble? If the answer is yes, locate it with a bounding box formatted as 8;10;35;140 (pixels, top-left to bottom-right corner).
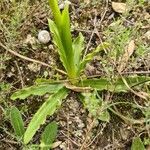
59;3;65;10
59;1;71;10
38;30;51;44
145;31;150;40
73;130;83;137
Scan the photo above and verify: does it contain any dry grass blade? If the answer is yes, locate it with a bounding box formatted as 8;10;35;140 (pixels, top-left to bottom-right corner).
80;118;97;150
112;2;127;13
118;40;135;73
121;76;148;100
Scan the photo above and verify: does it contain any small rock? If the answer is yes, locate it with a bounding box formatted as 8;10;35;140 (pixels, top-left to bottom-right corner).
38;30;51;44
51;141;62;149
78;122;85;129
59;3;65;10
112;2;127;13
85;64;96;76
27;63;41;72
59;1;71;10
7;72;14;78
108;13;115;20
73;130;83;137
145;31;150;40
24;34;37;45
59;142;67;150
48;44;54;49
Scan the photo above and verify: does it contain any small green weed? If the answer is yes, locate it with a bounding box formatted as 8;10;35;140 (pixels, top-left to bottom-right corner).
10;0;150;147
0;0;29;42
9;106;58;149
103;18;149;75
131;137;145;150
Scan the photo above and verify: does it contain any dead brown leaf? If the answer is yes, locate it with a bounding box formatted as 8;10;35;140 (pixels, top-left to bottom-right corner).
112;2;127;13
117;40;135;73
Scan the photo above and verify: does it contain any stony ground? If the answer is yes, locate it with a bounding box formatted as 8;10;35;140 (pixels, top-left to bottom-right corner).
0;0;150;150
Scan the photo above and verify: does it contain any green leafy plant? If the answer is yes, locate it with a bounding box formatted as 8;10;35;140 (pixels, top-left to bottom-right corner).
48;0;108;82
40;121;58;150
10;106;58;149
131;137;145;150
23;87;68;144
10;0;150;145
10;106;25;138
79;91;110;122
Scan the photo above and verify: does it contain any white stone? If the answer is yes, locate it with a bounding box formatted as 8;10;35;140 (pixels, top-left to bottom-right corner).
145;31;150;40
38;30;50;44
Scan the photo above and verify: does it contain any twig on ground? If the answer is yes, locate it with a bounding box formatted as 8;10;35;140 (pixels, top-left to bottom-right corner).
79;118;96;150
0;42;67;75
73;28;92;33
83;0;108;57
109;107;145;124
122;71;150;75
121;76;148;100
60;131;80;147
14;61;24;88
87;70;150;79
1;139;19;145
67;114;70;150
86;123;107;148
19;1;44;32
99;0;109;25
83;13;97;58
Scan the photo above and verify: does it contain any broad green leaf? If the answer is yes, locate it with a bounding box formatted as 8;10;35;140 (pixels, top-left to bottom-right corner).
61;4;76;79
81;92;110;122
79;76;150;92
49;1;76;79
78;43;109;74
98;110;110;122
61;4;73;57
0;82;11;91
48;19;68;71
35;78;56;84
79;78;113;91
48;0;61;28
24;87;69;144
131;137;145;150
40;121;58;150
10;106;25;137
73;32;84;69
11;83;64;100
